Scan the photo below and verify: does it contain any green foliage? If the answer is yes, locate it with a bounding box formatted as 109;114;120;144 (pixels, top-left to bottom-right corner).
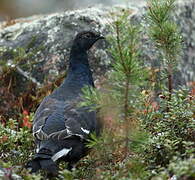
140;88;195;177
141;88;194;136
0;117;44;179
147;0;182;65
168;156;195;178
147;0;175;26
58;169;74;180
79;86;101;110
108;10;147;85
0;118;34;164
147;0;183;103
81;130;150;180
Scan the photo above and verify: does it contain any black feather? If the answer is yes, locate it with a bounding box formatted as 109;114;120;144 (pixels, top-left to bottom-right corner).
27;31;103;176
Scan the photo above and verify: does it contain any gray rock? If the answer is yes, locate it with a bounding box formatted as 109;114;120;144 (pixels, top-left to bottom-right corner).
0;0;194;88
0;6;111;87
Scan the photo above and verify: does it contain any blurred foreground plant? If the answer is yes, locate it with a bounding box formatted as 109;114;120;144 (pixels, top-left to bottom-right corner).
81;8;150;179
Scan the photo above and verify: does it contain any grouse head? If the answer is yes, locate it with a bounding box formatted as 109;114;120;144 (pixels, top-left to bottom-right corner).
72;31;104;51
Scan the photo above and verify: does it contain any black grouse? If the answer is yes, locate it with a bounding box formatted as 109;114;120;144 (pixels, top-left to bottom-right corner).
27;31;104;176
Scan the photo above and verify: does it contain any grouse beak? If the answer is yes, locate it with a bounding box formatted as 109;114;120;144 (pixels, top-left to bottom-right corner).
97;35;105;40
94;33;105;41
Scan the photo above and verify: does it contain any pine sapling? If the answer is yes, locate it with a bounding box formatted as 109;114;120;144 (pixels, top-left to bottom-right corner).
147;0;182;109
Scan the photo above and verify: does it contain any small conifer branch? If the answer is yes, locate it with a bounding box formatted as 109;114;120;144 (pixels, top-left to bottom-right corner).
115;21;128;74
168;64;173;101
124;77;130;156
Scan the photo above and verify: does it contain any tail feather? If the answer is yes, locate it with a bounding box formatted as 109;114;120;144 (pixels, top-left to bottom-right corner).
26;158;58;176
26;159;41;173
40;159;58;176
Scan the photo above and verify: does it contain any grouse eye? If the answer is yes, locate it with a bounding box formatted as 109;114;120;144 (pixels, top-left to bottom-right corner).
83;33;92;39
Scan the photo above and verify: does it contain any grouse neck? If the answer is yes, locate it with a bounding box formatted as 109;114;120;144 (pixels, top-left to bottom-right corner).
64;48;94;87
69;47;89;67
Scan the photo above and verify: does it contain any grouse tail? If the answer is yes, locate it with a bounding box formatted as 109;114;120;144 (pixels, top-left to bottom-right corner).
26;158;58;176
